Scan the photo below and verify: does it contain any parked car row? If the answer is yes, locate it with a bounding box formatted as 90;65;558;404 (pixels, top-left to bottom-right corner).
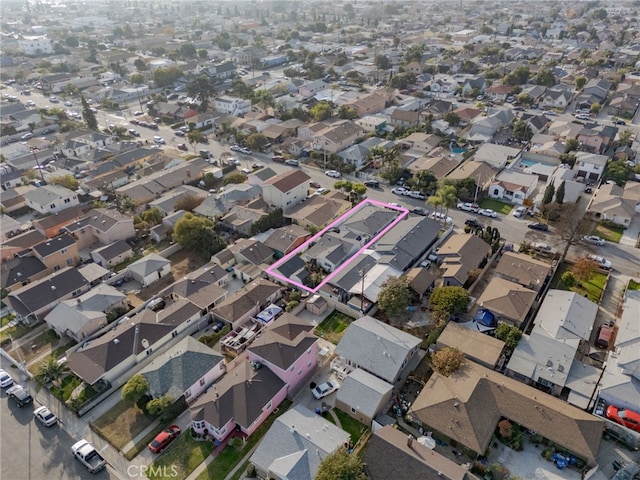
391;186;426;200
230;144;252;155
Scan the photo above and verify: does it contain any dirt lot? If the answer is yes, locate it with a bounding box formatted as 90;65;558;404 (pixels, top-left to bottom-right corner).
126;249;208;307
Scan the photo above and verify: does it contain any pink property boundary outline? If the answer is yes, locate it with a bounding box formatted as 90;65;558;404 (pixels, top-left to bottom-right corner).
266;199;409;293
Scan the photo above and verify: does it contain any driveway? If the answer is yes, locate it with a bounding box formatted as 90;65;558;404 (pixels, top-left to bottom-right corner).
619;216;640;248
491;441;581;480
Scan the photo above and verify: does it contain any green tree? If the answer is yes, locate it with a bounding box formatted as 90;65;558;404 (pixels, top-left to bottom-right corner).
413;170;438;194
431;347;465;376
533;68;556;87
575;76;587;90
428;184;457;218
223;172;248;185
309;101;333;121
429;286;470;321
34;357;69;390
173;212;226;258
571;257;598;283
81;96;98;131
564;138;579;153
603;160;630;186
186;130;207;154
130;73;145;85
377;276;412;318
619;129;632;146
122;374;149;403
153;66;184;88
245;132;269;152
198;49;209;59
180;43;197;58
49;174;79;190
146;395;173;417
352;183;367;198
187;75;216;112
250;208;284;235
542;182;555;205
139;207;163;225
443;111;461;126
512;119;533;141
375;54;391;70
590;102;601;115
315;448;367;480
555;180;566;204
338;106;357;120
494;323;523;351
561;271;576;288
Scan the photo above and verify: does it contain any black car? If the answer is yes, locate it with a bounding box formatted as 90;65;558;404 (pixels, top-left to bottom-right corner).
363;180;380;188
465;218;483;229
527;222;549;231
7;385;33;408
412;207;428;216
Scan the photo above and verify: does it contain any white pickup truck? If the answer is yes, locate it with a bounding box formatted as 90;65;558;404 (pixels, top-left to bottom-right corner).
72;439;106;473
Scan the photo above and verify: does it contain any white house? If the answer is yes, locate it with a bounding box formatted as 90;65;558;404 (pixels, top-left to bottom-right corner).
214;95;251;116
489;170;539;205
23;184;80;214
19;36;54;55
574;152;608;182
126;253;172;287
261;169;310;211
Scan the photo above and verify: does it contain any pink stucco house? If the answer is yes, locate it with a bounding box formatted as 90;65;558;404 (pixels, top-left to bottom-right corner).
247;313;319;391
189;361;287;442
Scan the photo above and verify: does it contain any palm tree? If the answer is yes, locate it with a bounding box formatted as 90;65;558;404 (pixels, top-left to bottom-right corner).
187;130;207;154
428;184;457;221
34;357;70;390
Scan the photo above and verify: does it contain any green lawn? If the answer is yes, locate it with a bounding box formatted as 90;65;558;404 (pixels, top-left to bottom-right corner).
478;198;514;215
314;310;355;345
0;321;32;343
196;400;292;480
147;433;214;480
51;375;81;402
552;263;607;303
628;280;640;291
593;223;624;243
334;410;368;446
1;314;16;328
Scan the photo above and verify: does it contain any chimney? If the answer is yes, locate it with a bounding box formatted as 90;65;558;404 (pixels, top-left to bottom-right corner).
407;435;413;448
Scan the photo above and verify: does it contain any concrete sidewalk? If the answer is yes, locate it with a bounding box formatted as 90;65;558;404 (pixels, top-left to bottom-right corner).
620;217;640;248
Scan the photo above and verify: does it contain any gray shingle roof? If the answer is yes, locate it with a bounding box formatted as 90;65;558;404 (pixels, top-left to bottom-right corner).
335;368;392;419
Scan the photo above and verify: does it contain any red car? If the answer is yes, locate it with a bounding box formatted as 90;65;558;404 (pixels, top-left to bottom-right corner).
606;405;640;433
148;425;181;453
176;144;188;151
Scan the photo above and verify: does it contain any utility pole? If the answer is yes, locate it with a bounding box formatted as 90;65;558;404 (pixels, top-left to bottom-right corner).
360;264;371;313
31;148;45;184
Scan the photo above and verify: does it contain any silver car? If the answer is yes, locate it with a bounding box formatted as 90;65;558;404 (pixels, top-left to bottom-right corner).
34;406;58;427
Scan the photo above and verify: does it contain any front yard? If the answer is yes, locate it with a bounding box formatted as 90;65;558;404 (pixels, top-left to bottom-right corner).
147;433;215;480
92;399;156;451
592;222;624;243
314;310;354;345
478;198;514;215
551;263;607;303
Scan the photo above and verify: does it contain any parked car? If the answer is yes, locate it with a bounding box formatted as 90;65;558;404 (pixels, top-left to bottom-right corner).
512;206;528;218
583;235;605;246
430;212;453;224
363;180;380;188
128;129;140;137
595;324;613;349
412;207;428;216
527;222;549;231
0;369;14;388
392;187;409;195
408;191;426;200
309;181;321;189
149;425;181;454
285;159;299;166
606;406;640;433
478;208;497;218
587;254;612;270
176;144;188;151
133;110;143;116
153;136;165;144
252;163;263;169
34;406;58;427
316;188;327;194
241;168;252;174
457;202;479;212
325;170;341;178
20;132;33;141
7;384;33;407
465;218;483;229
312;381;339;399
174;130;185;137
212;321;225;333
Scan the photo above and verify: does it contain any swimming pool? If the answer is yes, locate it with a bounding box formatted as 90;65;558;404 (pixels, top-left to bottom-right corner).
520;159;539;167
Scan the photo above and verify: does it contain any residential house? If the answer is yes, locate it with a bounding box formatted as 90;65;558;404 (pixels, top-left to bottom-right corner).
91;240;134;269
214;96;251;116
494;252;551;292
582;78;611;101
542;87;573;110
63;208;135;251
408;154;459;179
446;160;498;189
5;267;91;322
473;144;521;170
247;313;318;390
211;279;281;328
488;170;539;205
262;225;311;258
298;79;327;98
150;210;187;243
334;316;421;385
220;202;270;236
44;284;127;341
126;253;171;287
485;84;513;102
363;426;470;480
148;186;207;217
436;322;504;370
506;290;598;398
285;195;351;231
460;76;486;96
437;234;492;287
32;206;83;238
23;184;79;215
587;182;640;227
67;298;204;385
335;368;393;427
408;361;603;464
398;132;441;156
389;108;420;128
228;239;274;266
476;277;537;327
249;404;350;480
309;121;365;154
139;336;226;405
30;234;80;272
301;233;360;274
161;275;227;313
1;255;48;293
344;92;386;117
467;108;514;143
190;361;288;442
200;61;236;82
574;152;608;182
262;170;311;211
1;229;46;263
